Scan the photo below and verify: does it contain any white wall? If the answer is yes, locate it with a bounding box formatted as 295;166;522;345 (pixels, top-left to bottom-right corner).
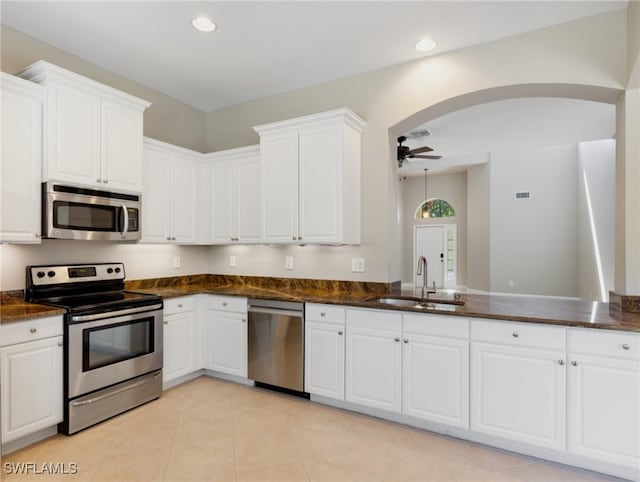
578;139;616;301
399;171;467;285
0;242;210;291
204;9;627;283
489;144;579;297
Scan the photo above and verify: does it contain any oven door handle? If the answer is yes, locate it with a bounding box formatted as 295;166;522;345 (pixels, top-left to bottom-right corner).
70;372;161;407
70;303;163;322
121;203;129;238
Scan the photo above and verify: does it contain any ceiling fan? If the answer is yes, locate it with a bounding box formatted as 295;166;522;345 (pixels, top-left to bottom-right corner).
397;135;442;168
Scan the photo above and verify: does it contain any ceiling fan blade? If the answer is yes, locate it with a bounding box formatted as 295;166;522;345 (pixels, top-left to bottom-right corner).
409;154;443;160
408;146;434;155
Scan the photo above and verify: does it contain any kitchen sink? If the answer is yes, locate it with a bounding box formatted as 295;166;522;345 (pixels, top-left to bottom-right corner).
366;296;464;310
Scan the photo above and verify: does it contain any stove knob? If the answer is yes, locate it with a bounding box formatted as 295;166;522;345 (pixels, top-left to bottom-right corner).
37;271;46;278
47;271;56;278
107;268;114;274
115;267;121;273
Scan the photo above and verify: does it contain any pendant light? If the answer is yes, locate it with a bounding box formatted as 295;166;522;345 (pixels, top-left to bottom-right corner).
422;168;430;218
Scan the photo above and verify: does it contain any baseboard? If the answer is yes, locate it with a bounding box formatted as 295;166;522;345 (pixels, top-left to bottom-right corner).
1;426;58;455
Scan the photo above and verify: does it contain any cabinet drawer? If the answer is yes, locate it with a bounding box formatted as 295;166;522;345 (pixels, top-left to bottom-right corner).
0;315;63;347
164;296;195;315
207;295;247;313
404;314;469;339
569;328;640;360
471;320;565;350
306;303;345;325
346;308;401;332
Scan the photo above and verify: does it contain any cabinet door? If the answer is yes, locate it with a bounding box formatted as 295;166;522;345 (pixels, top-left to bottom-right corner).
470;342;566;450
403;333;469;428
236;154;262;243
204;310;247;377
1;82;42;243
171;156;198;244
305;321;345;400
46;84;101;186
163;311;196;384
568;354;640;468
261;131;298;243
1;336;63;443
346;325;402;413
211;161;235;243
101;101;143;192
141;149;171;242
298;123;341;243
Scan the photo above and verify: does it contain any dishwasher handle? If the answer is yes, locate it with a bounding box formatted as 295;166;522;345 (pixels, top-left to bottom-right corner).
248;306;303;318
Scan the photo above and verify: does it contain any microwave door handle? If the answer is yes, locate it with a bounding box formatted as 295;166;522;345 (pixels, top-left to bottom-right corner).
121;204;129;238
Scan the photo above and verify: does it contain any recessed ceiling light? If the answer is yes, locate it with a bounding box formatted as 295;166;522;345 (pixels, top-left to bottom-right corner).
415;37;437;52
192;15;216;33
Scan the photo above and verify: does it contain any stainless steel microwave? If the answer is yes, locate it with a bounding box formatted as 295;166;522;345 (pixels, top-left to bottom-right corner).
42;182;141;241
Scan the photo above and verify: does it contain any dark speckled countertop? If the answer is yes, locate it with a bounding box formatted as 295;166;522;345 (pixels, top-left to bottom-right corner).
2;276;640;332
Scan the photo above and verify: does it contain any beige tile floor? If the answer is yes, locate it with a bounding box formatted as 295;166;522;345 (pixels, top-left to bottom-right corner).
0;377;628;482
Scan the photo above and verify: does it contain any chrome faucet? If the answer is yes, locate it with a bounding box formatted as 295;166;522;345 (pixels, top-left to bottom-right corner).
416;255;436;300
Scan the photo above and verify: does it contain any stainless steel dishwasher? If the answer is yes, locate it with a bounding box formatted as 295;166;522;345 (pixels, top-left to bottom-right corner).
247;299;305;393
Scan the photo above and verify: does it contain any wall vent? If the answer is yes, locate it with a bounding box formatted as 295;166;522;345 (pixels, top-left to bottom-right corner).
515;191;531;199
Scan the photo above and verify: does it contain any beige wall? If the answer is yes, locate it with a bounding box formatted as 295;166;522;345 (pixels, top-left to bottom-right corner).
206;9;627;283
1;25;207;152
628;0;640;88
467;164;491;292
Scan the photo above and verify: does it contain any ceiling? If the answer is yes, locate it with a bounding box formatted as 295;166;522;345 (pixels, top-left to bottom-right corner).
401;97;616;177
1;1;628;112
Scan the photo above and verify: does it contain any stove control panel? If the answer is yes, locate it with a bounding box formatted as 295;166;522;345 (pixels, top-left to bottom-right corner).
28;263;126;286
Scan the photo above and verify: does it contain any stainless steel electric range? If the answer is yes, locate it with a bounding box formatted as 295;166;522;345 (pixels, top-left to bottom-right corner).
26;263;163;435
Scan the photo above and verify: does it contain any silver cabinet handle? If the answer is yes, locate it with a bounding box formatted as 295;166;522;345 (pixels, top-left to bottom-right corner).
163;320;168;325
242;319;246;323
320;312;326;317
292;236;296;241
96;178;102;183
298;236;302;240
178;304;183;308
512;332;519;338
103;179;108;184
166;236;171;241
222;302;228;307
404;339;409;344
622;344;631;350
338;330;343;335
30;328;37;333
558;360;565;365
571;361;578;366
394;337;400;342
57;341;63;347
35;233;40;238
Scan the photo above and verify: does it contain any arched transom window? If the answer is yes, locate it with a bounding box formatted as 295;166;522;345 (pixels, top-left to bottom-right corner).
415;199;456;219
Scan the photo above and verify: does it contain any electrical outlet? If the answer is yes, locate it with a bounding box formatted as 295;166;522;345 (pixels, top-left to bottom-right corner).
172;256;181;269
285;256;294;270
229;255;237;268
508;280;514;287
351;258;365;273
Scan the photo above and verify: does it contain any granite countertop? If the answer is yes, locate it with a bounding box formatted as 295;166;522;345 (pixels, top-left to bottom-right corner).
3;279;640;332
128;284;640;333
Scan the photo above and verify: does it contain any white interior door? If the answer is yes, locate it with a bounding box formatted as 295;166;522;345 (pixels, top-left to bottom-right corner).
415;226;444;289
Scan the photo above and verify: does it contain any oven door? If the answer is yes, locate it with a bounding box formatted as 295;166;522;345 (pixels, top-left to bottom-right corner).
45;187;140;241
67;304;163;399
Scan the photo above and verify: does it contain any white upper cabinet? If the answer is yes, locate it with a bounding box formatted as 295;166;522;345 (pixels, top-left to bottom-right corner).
18;61;150;193
0;73;43;243
206;145;261;244
142;138;198;244
254;108;365;245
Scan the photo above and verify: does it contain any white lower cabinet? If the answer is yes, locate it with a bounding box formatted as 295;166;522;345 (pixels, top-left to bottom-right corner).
402;314;469;428
470;320;567;451
162;297;197;384
345;309;402;413
204;296;248;378
567;329;640;470
0;316;63;444
304;304;345;400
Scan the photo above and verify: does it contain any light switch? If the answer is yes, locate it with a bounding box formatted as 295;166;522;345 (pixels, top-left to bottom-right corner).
173;256;181;269
229;255;237;268
351;258;365;273
285;256;294;270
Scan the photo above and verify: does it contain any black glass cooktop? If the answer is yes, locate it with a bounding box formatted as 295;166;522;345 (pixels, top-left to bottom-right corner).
42;291;161;313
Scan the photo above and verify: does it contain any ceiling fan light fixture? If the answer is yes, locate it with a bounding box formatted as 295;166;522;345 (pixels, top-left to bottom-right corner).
415;37;437;52
192;15;216;33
